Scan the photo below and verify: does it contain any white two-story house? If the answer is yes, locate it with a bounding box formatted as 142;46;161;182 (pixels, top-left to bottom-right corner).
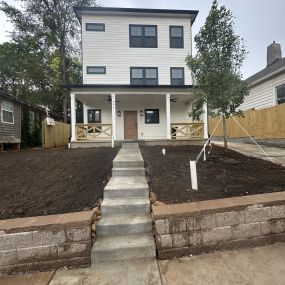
68;6;207;147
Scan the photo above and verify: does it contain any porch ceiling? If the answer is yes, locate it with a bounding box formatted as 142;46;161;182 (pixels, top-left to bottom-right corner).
76;93;197;105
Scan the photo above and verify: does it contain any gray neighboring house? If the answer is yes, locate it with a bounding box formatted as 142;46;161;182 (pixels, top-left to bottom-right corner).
0;90;22;150
240;41;285;110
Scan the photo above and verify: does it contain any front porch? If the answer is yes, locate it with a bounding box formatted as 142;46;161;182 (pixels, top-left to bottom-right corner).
69;86;208;147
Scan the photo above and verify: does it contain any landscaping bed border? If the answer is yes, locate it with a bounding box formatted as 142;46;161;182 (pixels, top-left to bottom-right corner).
153;192;285;259
0;210;96;275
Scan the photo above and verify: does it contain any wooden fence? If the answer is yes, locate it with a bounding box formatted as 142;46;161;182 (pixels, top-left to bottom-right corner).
208;104;285;139
43;120;70;148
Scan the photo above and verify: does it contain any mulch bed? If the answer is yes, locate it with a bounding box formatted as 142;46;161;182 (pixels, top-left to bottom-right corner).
0;147;118;220
141;145;285;204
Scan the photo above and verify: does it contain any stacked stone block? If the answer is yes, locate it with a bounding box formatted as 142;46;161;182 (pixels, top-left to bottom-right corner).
0;211;95;275
153;193;285;259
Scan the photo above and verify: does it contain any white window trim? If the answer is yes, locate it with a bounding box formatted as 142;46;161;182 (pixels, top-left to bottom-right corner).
273;80;285;105
1;100;14;124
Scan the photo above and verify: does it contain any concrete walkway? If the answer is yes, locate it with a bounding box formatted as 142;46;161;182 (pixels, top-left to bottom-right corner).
214;141;285;166
2;243;285;284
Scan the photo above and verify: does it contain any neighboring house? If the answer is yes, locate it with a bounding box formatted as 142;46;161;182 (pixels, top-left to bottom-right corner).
67;7;208;147
0;90;22;150
240;41;285;110
0;90;47;150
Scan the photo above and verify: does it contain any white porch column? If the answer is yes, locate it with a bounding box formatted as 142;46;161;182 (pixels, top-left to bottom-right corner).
83;103;88;124
203;102;208;139
70;92;76;142
166;93;171;139
111;93;116;147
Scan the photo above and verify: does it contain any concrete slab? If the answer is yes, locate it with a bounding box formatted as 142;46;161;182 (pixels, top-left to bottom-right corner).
0;271;55;285
50;260;162;285
159;243;285;285
214;141;285;166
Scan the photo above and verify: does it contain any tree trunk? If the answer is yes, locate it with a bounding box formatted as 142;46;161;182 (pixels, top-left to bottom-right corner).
222;114;228;156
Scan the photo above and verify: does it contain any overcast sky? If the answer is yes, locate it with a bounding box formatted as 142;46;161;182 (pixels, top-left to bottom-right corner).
1;0;285;78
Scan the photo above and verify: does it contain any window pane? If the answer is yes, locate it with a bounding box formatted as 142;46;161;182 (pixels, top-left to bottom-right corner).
144;37;156;48
131;26;142;36
145;109;159;124
130;36;143;47
172;68;183;79
3;110;13;123
145;68;157;78
3;101;13;112
170;37;183;48
171;27;183;37
87;66;106;74
132;68;143;78
145;26;156;36
86;23;105;31
277;84;285;104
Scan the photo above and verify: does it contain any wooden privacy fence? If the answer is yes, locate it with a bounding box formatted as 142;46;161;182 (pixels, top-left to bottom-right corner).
43;119;70;148
208;104;285;139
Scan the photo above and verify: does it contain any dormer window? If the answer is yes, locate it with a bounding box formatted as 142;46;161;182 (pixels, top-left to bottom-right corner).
129;25;157;48
86;23;105;31
170;26;184;48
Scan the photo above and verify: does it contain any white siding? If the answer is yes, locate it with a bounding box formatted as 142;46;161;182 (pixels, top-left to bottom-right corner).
81;14;193;85
240;73;285;110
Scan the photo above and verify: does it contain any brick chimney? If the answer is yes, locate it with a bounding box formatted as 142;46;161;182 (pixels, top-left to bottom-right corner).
267;41;282;67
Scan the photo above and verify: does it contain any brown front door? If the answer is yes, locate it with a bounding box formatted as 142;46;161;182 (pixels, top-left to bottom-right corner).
124;111;138;140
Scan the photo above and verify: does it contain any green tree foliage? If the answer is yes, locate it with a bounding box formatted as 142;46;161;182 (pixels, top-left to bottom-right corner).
186;0;249;154
0;0;97;121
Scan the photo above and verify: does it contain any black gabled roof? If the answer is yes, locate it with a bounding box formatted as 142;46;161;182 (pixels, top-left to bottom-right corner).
74;6;199;24
64;84;194;90
246;57;285;85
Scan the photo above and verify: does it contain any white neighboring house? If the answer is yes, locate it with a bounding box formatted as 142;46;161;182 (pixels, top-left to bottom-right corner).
68;6;207;147
240;41;285;111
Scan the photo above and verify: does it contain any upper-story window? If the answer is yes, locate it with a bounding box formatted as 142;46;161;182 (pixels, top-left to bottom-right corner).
276;84;285;105
130;67;158;85
129;25;157;48
171;67;185;85
86;23;105;31
170;26;184;48
87;66;106;74
1;100;14;124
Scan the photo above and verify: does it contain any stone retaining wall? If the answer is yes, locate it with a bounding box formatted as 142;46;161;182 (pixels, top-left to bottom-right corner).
153;192;285;259
0;210;95;275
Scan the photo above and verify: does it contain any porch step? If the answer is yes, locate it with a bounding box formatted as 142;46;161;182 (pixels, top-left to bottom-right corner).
91;234;156;263
122;142;139;149
96;213;152;236
104;176;149;199
112;167;145;177
113;150;144;168
101;198;150;215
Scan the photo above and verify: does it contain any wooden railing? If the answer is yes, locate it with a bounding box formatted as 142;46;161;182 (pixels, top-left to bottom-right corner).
171;122;204;139
76;124;112;140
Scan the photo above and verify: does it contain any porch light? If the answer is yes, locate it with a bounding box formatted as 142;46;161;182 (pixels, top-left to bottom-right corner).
117;110;121;117
140;110;144;116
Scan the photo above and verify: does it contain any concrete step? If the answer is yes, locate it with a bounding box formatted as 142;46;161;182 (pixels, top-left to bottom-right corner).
101;198;150;215
96;213;153;236
104;176;149;199
122;142;139;149
91;234;156;263
112;167;145;177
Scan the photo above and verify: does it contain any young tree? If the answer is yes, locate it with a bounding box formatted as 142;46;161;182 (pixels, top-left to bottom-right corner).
0;0;97;122
186;0;249;155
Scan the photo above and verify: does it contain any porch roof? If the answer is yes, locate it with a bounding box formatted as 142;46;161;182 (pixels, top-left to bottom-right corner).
65;84;194;92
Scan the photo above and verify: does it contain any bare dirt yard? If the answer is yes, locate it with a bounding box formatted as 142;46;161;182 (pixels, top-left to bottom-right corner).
141;145;285;204
0;147;118;220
